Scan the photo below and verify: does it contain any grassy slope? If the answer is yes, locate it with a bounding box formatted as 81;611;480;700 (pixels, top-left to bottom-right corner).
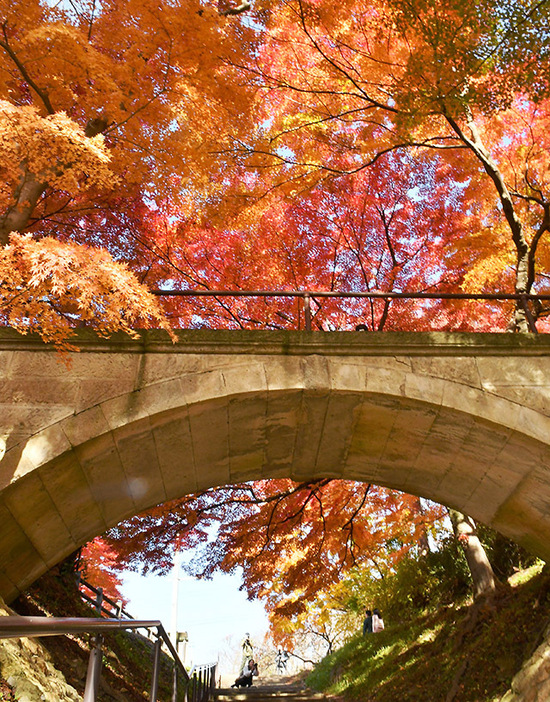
307;567;550;702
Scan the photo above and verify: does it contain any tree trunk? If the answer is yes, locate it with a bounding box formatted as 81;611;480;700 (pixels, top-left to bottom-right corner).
413;497;430;557
448;509;497;599
0;167;45;245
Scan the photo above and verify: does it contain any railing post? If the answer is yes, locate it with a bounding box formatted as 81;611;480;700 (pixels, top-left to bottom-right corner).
211;664;217;696
303;293;312;331
172;663;179;702
150;635;162;702
95;587;104;615
83;634;103;702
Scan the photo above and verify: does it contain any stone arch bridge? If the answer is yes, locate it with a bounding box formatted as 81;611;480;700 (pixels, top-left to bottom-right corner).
0;328;550;603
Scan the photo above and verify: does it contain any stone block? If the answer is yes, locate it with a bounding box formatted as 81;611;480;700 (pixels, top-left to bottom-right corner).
404;372;446;406
327;359;367;392
113;420;167;511
74;433;135;526
491;386;550;416
342;452;386;482
263;392;300;475
263;357;305;392
0;378;78;407
0;570;17;603
291;392;330;480
151;409;198;499
0;445;35;492
61;405;111;447
14;425;72;477
5;350;72;379
314;393;364;477
64;351;140;382
515;406;550;445
0;501;47;591
441;383;520;433
365;366;408;397
0;404;73;438
188;402;230;489
99;389;157;432
38;452;107;543
230;450;265;482
411;356;481;387
2;473;76;566
228;395;268;460
477;356;550;388
302;355;331;392
347;398;400;463
180;369;226;407
221;362;268;398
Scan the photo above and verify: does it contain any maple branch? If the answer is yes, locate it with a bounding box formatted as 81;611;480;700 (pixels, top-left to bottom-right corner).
342;484;371;530
443;110;530;301
293;0;399;114
0;23;55;114
268;106;372;144
104;21;174;136
87;0;97;40
527;203;550;291
228;135;465;185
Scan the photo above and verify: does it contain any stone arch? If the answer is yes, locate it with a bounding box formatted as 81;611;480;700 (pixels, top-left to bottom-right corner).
1;329;550;601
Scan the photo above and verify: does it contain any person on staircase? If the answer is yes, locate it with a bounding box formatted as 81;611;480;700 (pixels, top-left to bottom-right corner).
231;658;259;688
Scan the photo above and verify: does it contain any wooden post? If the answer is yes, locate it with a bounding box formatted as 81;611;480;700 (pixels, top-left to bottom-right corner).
95;587;104;615
303;293;312;331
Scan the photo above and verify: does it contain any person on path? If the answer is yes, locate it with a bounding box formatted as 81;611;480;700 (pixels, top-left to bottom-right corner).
362;609;373;635
276;648;289;673
372;608;385;633
240;632;254;671
231;658;259;688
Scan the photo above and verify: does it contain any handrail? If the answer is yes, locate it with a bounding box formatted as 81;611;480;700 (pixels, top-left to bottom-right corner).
152;288;550;301
151;288;549;333
76;572;135;621
0;615;217;702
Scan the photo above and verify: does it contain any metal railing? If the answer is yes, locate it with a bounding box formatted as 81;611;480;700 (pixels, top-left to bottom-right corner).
152;289;550;333
0;615;217;702
76;572;134;620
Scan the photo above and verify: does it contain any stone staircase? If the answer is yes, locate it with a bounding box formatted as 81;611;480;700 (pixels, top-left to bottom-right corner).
214;675;338;701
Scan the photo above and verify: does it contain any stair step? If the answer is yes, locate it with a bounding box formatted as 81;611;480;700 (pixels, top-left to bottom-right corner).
215;679;334;701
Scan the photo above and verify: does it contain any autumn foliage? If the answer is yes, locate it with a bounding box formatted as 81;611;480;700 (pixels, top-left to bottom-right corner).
1;0;550;340
79;537;127;606
101;480;444;618
0;0;254;344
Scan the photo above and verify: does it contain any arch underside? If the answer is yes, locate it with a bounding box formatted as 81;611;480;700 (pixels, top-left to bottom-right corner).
1;387;549;603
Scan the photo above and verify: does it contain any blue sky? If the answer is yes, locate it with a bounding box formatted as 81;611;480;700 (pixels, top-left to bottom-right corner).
121;567;269;672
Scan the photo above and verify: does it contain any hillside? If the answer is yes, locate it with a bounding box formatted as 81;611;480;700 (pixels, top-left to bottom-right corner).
0;569;179;701
306;566;550;701
1;566;550;700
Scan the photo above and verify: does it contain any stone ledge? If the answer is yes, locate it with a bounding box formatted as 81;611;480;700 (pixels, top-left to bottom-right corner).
0;328;549;356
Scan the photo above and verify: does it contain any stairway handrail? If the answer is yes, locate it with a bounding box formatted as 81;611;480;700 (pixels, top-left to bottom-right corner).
0;614;217;701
